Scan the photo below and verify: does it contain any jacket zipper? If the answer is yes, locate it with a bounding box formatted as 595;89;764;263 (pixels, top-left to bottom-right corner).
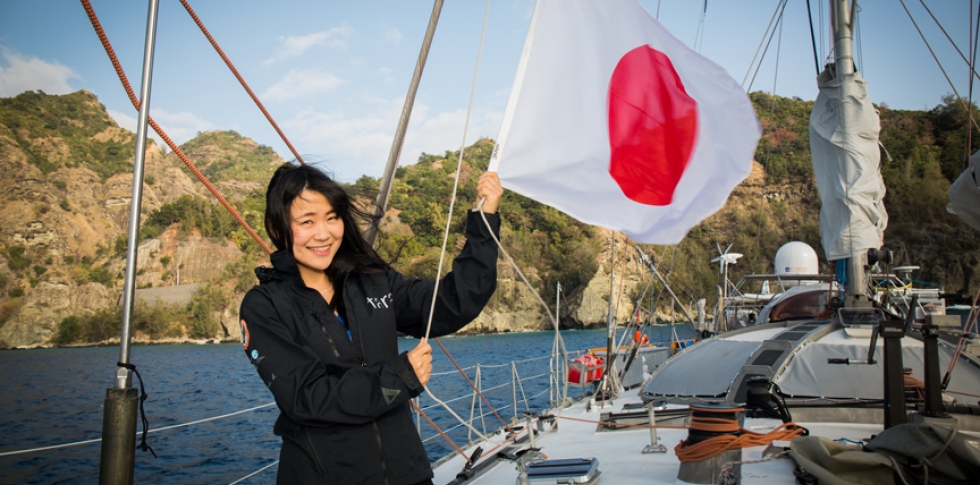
314;314;341;360
302;427;328;477
342;276;369;365
372;420;390;485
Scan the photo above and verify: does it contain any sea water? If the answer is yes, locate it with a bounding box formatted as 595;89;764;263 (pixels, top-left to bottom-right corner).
0;327;693;484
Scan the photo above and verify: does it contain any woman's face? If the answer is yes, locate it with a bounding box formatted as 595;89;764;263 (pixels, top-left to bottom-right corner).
289;189;344;281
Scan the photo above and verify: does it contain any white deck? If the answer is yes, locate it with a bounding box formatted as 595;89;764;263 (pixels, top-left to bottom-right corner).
431;393;883;485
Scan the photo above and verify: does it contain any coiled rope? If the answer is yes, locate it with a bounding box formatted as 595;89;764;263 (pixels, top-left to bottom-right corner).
674;407;805;463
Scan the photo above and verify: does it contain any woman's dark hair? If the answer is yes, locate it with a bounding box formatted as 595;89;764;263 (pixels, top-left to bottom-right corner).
265;163;388;304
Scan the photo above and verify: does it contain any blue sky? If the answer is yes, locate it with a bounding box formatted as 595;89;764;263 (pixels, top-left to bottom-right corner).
0;0;976;183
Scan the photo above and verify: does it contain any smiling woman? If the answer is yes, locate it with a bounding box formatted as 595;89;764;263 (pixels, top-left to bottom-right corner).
239;162;502;485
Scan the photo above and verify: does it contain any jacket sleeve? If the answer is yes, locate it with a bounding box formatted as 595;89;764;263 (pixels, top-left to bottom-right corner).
391;210;500;338
240;288;423;426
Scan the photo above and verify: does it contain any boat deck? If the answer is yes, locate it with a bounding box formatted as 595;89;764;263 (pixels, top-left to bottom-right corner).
431;393;884;485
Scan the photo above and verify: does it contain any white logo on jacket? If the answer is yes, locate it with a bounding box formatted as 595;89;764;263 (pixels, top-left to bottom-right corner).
366;293;392;309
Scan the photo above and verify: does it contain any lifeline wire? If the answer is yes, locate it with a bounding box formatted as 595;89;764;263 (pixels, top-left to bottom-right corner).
227;460;279;485
0;402;276;458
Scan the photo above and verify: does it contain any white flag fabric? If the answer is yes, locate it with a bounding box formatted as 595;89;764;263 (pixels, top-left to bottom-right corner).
488;0;761;244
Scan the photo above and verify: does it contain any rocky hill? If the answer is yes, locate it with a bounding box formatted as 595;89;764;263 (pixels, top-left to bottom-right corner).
0;89;978;348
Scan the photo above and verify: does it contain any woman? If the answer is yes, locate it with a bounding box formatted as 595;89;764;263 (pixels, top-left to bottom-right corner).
239;162;502;485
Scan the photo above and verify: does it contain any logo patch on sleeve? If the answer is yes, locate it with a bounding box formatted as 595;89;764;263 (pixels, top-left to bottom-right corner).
240;319;250;350
382;387;401;405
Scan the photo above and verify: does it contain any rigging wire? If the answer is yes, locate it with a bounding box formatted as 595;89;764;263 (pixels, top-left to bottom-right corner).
855;3;863;72
898;0;980;133
806;0;821;75
969;0;977;170
917;0;980;83
693;0;708;53
762;14;785;179
742;0;789;88
178;0;305;165
745;0;790;93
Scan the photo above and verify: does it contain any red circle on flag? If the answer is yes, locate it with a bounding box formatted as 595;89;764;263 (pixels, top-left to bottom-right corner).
608;46;698;206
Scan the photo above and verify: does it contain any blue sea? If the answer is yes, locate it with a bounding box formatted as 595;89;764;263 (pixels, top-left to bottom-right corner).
0;326;694;484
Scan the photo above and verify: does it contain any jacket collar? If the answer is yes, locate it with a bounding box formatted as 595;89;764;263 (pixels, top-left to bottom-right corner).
255;250;307;285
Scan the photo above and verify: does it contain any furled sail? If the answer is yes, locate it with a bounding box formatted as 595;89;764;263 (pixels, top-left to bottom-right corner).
809;69;888;261
947;150;980;232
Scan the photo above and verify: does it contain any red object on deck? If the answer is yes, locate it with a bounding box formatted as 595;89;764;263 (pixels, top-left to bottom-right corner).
568;354;605;385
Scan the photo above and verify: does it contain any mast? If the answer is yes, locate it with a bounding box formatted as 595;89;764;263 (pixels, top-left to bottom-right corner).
831;0;871;306
100;0;160;483
365;0;445;246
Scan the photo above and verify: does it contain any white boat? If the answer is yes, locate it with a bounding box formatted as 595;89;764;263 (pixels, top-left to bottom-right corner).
422;1;980;484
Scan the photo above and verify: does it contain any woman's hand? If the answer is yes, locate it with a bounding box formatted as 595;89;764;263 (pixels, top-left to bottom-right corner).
407;338;433;386
476;172;504;214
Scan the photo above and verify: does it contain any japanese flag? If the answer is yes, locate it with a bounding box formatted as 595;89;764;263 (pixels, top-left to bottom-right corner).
488;0;761;244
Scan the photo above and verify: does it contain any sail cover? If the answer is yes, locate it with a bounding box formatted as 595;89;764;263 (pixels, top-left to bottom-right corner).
809;70;887;261
947;150;980;232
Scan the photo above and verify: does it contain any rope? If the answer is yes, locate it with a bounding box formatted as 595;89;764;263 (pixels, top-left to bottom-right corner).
675;422;806;462
80;0;273;255
557;415;689;430
227;460;279;485
434;338;513;431
117;362;156;457
423;0;492;340
410;400;471;461
898;0;980;133
177;0;304;165
0;402;277;458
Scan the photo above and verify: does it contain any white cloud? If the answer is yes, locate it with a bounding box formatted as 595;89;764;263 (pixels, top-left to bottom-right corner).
381;26;404;46
378;67;395;83
262;26;354;65
107;107;215;149
283;96;502;182
261;68;344;102
0;47;79;97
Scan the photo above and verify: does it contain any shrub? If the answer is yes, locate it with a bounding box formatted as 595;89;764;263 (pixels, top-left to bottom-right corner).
189;285;226;339
87;266;113;286
33;265;47;277
59;198;70;211
81;306;121;342
64;255;74;265
53;316;81;344
9;286;25;298
7;246;31;271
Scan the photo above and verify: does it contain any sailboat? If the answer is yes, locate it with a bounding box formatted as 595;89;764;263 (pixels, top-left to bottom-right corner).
423;1;980;484
58;0;980;483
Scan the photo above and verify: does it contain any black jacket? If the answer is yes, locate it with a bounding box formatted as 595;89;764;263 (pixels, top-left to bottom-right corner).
239;211;499;485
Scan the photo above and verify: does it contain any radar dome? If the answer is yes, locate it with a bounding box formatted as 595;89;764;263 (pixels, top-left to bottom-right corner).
775;242;819;275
